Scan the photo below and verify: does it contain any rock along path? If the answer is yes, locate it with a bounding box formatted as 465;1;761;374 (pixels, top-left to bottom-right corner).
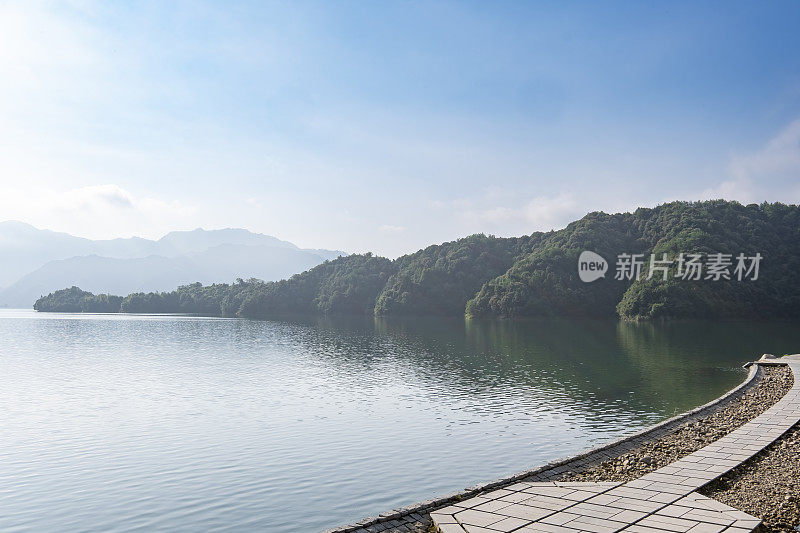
431;356;800;533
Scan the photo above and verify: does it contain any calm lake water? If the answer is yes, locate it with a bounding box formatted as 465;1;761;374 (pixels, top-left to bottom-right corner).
2;310;799;532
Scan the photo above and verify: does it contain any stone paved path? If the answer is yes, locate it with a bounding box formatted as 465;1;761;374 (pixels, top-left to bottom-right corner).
431;358;800;533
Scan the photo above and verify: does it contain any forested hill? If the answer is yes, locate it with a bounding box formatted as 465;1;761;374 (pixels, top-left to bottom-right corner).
33;201;800;320
466;200;800;319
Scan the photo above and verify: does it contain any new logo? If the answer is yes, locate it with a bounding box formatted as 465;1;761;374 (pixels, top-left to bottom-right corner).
578;251;608;282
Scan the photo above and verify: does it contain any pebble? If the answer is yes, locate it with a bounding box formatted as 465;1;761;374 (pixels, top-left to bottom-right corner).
556;367;798;530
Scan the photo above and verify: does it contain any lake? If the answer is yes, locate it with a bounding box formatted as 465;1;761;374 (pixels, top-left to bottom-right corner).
1;309;799;532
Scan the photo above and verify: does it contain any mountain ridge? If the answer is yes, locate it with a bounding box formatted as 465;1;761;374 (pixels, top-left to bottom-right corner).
0;222;345;306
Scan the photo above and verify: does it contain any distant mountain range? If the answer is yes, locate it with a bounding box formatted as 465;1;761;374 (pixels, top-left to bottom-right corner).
0;221;345;307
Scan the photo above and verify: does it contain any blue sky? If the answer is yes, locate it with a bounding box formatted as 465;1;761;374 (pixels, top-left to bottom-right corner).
1;1;799;257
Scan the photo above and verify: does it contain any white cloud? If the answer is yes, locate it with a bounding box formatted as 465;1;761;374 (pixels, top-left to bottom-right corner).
698;178;757;204
245;197;263;209
701;118;800;204
731;118;800;181
0;184;196;239
56;184;135;210
431;198;473;210
378;224;405;232
522;193;580;229
468;193;581;232
478;206;516;223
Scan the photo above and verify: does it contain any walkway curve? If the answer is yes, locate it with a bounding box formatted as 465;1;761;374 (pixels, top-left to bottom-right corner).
327;358;770;533
432;356;800;533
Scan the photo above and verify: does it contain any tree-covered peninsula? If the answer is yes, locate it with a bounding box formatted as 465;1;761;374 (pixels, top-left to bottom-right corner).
33;286;123;313
33;201;800;320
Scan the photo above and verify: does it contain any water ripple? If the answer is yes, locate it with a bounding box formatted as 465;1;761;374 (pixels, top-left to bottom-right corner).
1;310;797;531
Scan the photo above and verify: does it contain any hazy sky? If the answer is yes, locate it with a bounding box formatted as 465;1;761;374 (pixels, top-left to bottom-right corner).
1;1;799;257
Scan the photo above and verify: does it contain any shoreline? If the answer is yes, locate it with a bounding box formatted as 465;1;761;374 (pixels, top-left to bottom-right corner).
326;362;778;533
555;365;793;484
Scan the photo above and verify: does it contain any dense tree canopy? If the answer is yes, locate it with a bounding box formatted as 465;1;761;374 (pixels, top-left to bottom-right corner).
33;286;123;313
237;253;396;318
467;201;800;319
374;234;540;316
466;212;644;317
34;201;800;320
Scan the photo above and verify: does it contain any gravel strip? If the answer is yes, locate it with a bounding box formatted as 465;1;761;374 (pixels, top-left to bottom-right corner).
701;421;800;532
555;366;793;483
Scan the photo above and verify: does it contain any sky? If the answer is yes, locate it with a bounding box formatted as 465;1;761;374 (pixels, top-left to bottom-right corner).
1;1;799;258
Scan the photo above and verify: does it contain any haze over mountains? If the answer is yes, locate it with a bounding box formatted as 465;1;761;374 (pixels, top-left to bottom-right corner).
0;221;345;307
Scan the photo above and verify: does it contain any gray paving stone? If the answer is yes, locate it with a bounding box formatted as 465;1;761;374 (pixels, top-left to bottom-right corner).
428;361;800;533
453;509;504;528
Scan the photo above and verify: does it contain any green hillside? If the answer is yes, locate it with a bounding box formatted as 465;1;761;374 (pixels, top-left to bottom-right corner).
467;201;800;319
33;201;800;320
373;234;540;316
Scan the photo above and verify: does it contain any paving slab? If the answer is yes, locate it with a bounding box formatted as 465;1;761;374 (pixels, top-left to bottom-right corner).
432;361;800;532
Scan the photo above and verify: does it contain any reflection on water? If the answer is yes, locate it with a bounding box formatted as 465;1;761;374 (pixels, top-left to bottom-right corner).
1;310;798;532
